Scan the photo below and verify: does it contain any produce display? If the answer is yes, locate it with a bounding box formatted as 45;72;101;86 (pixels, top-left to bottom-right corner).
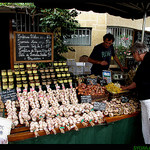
76;83;106;96
4;83;104;137
105;82;123;94
103;98;140;117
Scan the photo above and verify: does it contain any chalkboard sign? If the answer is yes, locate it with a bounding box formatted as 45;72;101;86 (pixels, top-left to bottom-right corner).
134;30;150;50
81;95;92;103
93;102;106;111
0;89;17;103
14;31;54;63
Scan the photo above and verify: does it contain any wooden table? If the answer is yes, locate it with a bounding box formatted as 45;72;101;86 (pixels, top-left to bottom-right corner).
8;111;140;142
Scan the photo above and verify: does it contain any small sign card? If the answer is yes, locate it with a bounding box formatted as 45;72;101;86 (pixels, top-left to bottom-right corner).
93;102;106;111
81;95;92;103
0;89;17;103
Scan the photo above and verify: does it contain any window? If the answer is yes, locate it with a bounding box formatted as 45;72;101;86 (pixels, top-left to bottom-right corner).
107;26;133;48
64;27;92;46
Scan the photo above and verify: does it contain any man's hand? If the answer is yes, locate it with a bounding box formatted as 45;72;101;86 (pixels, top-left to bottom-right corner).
99;61;108;66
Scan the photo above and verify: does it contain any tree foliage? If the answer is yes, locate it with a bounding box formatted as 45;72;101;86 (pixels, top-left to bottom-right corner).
40;8;80;60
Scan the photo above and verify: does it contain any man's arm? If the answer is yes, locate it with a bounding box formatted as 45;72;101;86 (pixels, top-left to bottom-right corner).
113;55;127;71
88;57;108;65
121;82;136;90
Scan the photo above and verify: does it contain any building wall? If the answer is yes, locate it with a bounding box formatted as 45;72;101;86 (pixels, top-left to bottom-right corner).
63;11;150;61
62;11;107;61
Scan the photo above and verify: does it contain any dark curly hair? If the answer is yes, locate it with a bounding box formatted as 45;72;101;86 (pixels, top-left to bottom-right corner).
103;33;115;42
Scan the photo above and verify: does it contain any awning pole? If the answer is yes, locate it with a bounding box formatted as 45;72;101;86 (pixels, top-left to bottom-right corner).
141;12;147;43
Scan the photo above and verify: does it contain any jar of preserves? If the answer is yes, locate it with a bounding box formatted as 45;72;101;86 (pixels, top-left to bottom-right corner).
64;66;69;72
7;69;13;76
32;63;37;68
20;69;25;75
66;72;71;77
53;78;57;84
26;63;31;69
14;69;20;75
68;77;72;83
27;68;32;74
42;79;47;85
47;79;52;85
29;74;34;80
39;68;45;73
30;80;35;87
1;70;7;76
49;67;54;73
35;80;40;86
8;76;14;82
22;81;28;88
62;61;67;66
22;75;27;81
34;74;39;80
58;61;63;66
8;82;14;89
45;68;49;73
33;69;38;74
16;75;21;82
53;61;58;67
14;63;19;69
55;67;60;72
63;78;68;83
59;67;64;72
2;83;8;90
2;76;7;83
16;81;22;88
58;78;63;84
56;72;61;78
51;73;56;78
19;63;24;69
61;72;66;78
46;73;50;79
41;73;46;79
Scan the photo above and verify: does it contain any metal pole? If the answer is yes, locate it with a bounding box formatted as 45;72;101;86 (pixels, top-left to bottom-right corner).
141;12;147;43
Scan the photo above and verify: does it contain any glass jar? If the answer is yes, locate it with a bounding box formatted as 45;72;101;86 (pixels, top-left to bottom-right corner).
14;69;20;75
34;74;39;80
47;79;52;85
14;63;19;69
46;73;50;79
26;63;31;69
55;67;60;72
22;81;28;88
41;73;46;79
2;83;8;90
27;68;32;74
64;66;69;72
51;73;56;78
19;63;24;69
29;74;34;80
22;75;27;81
61;72;66;78
7;69;13;76
33;69;38;74
45;68;49;73
20;69;25;75
8;76;14;82
49;67;54;73
57;72;61;78
16;75;21;82
2;76;7;83
16;81;22;88
1;70;7;76
8;82;14;89
35;80;40;86
53;78;57;84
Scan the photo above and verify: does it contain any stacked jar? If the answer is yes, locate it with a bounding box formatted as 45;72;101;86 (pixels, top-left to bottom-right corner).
26;63;40;87
14;63;27;88
1;69;14;90
54;61;72;84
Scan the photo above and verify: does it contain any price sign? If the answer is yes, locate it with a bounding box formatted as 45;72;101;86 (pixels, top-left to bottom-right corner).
81;95;92;103
0;89;17;103
93;102;106;111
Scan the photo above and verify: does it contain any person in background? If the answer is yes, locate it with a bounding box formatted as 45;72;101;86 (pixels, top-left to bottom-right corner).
121;42;150;144
88;33;125;76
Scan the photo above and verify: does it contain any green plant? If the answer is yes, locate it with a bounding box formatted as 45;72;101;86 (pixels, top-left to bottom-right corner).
40;8;80;61
114;34;132;66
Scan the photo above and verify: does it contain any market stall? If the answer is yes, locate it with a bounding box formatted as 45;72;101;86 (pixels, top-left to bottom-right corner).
0;62;144;144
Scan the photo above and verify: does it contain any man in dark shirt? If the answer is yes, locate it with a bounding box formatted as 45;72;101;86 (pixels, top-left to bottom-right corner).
88;33;124;76
122;42;150;144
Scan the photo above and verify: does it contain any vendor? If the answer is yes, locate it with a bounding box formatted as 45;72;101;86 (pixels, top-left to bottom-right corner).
121;42;150;144
88;33;125;76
